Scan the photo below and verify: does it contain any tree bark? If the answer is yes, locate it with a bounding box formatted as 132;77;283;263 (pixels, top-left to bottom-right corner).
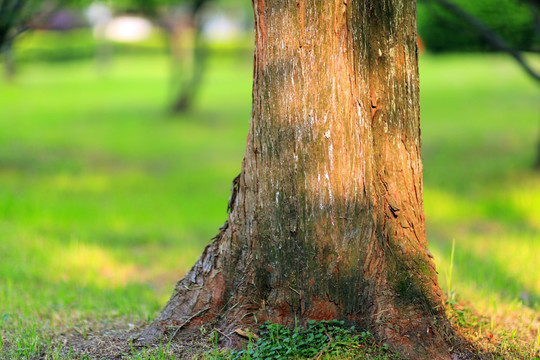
139;1;455;358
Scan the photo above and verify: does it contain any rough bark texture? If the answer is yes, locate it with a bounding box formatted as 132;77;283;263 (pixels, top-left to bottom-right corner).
139;1;455;358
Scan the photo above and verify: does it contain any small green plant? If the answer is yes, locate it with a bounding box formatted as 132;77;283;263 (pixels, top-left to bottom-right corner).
446;295;481;329
534;325;540;354
224;320;401;360
445;239;456;300
212;330;219;347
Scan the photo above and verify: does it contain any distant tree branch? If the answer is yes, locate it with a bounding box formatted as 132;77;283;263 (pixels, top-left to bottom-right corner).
0;0;30;52
424;0;540;84
0;0;71;54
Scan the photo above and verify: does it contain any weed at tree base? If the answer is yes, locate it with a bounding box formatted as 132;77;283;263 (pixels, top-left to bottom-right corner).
208;320;403;360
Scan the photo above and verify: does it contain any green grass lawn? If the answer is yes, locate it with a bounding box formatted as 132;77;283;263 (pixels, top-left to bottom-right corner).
0;49;539;359
421;54;540;310
420;54;540;358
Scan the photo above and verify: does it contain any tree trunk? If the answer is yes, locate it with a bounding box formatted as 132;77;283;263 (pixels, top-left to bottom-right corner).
536;123;540;170
140;1;454;358
2;41;16;81
169;0;207;113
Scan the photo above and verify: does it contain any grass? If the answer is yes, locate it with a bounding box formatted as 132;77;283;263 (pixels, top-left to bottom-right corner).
0;50;253;359
214;321;403;360
420;54;540;305
420;53;540;358
0;42;539;359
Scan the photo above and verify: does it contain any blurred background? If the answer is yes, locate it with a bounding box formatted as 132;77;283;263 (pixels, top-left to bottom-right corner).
0;0;539;357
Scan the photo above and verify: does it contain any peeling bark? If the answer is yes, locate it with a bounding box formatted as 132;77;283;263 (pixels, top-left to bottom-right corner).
139;1;455;359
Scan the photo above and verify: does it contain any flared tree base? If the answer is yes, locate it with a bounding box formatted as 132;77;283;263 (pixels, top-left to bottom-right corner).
137;227;455;360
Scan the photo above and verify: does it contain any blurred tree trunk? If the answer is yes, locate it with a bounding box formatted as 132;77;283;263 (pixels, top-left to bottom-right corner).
536;129;540;170
140;1;454;358
0;0;25;81
526;0;540;170
0;0;68;81
2;41;16;81
168;0;207;113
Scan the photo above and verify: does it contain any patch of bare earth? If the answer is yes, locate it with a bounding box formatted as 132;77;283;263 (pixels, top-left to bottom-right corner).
56;299;539;360
56;321;214;359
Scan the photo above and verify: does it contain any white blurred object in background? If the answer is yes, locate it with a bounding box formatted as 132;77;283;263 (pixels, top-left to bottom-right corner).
202;13;242;42
87;2;153;43
86;2;112;40
104;16;153;43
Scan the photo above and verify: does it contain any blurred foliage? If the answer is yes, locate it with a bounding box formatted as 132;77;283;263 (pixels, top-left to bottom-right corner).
0;0;84;51
112;0;251;17
112;0;194;17
418;0;538;52
15;29;163;62
13;29;253;63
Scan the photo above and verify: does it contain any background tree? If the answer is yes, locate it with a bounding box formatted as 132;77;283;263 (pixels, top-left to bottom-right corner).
419;0;539;82
0;0;74;79
0;0;39;79
418;0;540;168
117;0;211;112
166;0;207;112
138;1;456;359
